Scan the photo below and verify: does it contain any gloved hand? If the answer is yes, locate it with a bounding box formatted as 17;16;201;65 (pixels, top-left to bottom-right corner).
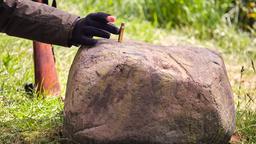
70;12;119;46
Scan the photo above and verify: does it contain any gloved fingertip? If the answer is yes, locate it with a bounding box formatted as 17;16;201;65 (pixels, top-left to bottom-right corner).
80;37;98;46
89;39;98;46
104;23;119;34
104;32;111;39
113;27;120;35
89;12;111;23
97;12;110;17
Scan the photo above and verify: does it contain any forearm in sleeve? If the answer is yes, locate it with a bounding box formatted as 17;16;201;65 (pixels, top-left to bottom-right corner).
0;0;79;47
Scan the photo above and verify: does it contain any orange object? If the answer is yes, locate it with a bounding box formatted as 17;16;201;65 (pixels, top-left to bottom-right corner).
33;0;60;96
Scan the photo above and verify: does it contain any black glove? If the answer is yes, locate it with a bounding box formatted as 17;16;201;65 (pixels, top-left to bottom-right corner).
70;12;119;46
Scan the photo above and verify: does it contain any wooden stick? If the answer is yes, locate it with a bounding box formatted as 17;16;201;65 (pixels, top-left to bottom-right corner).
118;23;125;42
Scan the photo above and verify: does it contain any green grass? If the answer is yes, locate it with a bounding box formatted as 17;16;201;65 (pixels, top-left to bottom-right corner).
0;0;255;143
0;36;64;143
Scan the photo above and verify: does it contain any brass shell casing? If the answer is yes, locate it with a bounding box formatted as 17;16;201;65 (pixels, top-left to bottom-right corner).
118;23;125;43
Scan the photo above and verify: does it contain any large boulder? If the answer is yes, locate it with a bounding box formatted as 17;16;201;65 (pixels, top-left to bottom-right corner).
64;40;235;144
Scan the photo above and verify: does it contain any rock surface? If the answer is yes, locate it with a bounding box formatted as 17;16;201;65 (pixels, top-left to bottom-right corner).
64;40;235;144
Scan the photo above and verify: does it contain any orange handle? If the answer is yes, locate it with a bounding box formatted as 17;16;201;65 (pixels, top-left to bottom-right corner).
33;0;60;96
33;42;60;96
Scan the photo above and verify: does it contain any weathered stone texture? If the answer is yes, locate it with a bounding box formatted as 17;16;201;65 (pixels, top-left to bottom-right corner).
64;40;235;144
